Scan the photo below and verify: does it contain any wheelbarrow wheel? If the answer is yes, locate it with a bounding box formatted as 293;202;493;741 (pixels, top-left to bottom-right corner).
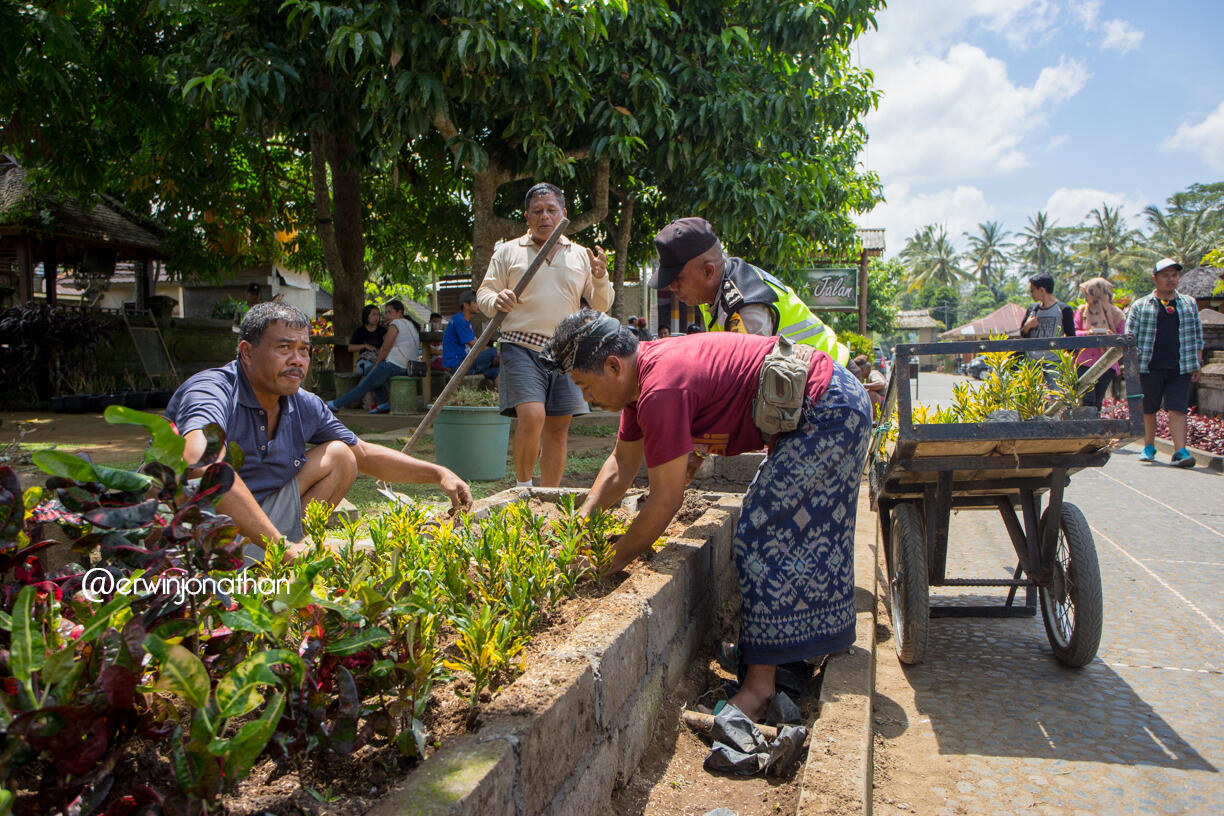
1038;502;1103;667
888;503;929;665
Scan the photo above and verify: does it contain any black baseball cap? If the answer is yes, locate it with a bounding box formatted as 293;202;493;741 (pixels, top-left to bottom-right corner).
649;217;718;289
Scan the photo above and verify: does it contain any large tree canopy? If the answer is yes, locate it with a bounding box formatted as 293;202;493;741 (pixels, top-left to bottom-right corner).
2;0;885;332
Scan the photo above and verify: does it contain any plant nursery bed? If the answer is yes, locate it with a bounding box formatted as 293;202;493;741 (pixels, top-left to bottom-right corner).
357;486;744;816
5;485;739;816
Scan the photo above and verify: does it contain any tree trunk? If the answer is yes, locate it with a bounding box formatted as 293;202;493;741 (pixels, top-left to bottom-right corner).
608;192;635;322
468;163;520;288
310;123;365;371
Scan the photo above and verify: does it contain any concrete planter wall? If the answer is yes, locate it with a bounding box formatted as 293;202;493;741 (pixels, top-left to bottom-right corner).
367;486;742;816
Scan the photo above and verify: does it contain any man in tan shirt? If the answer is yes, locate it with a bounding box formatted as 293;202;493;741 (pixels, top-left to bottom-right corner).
478;183;613;487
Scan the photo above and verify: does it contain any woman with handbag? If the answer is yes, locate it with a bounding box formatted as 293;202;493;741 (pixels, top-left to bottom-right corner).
329;300;422;414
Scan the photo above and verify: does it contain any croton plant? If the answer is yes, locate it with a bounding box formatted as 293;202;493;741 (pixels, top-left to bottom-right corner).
0;407;623;815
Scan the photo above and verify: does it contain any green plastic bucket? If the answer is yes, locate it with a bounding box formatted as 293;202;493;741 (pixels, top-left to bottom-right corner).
432;405;511;481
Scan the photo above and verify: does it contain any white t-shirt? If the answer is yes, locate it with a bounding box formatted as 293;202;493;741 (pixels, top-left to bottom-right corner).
384;317;420;369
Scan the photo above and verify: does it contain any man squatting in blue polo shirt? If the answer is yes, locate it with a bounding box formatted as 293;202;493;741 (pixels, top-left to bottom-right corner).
166;301;471;560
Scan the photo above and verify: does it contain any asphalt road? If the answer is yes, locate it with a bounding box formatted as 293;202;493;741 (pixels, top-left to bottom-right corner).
872;372;1224;815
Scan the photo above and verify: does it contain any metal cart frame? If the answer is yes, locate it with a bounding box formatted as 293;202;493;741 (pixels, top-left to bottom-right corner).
870;335;1144;667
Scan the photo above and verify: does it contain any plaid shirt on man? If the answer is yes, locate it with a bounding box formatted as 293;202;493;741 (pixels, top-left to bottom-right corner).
1124;291;1204;374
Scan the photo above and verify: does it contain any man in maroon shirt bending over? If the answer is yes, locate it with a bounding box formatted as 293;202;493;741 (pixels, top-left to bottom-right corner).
541;309;872;723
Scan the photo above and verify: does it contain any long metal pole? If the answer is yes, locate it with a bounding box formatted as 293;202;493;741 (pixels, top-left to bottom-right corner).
399;218;570;455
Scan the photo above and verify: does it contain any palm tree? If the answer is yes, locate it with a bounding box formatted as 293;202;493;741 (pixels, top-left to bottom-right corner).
901;224;965;291
899;224;936;269
1142;204;1209;270
1078;204;1141;281
1016;211;1060;276
964;220;1012;295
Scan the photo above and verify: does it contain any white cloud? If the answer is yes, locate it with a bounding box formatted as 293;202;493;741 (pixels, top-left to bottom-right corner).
1043;188;1147;227
1070;0;1101;28
1161;100;1224;172
859;0;1056;63
864;45;1088;186
859;183;994;256
1100;19;1143;53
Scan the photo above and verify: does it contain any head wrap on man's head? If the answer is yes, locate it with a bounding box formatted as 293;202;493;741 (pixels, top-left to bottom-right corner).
540;314;623;373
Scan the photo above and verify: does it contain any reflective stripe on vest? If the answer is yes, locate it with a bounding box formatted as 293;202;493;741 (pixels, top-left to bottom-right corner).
701;281;851;366
765;280;851;365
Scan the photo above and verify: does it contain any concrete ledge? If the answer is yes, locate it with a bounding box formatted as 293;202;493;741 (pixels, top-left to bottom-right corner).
376;488;741;816
797;490;878;816
366;734;516;816
692;452;766;485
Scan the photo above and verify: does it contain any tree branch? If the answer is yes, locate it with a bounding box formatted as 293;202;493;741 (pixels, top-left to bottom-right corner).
309;127;344;278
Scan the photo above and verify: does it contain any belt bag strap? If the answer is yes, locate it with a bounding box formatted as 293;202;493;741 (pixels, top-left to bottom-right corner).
752;336;813;439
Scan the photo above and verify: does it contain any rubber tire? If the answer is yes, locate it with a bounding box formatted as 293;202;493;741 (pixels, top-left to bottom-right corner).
888;503;930;665
1038;502;1103;667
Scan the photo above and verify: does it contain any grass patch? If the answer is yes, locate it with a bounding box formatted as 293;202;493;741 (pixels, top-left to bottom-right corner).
19;442;107;453
566;452;610;476
569;423;618;437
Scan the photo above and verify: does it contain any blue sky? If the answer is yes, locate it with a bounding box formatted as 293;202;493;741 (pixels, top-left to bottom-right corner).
854;0;1224;256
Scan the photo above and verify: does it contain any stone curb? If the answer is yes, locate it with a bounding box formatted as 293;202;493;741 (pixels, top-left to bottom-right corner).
797;489;877;816
1145;438;1224;473
367;488;741;816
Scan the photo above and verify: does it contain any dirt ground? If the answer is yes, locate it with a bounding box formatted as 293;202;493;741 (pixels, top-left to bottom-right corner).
605;650;817;816
2;410;155;466
1;409;621;494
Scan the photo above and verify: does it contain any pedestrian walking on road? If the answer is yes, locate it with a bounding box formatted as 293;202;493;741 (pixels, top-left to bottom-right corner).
1125;258;1205;467
1073;277;1126;411
1020;273;1076;379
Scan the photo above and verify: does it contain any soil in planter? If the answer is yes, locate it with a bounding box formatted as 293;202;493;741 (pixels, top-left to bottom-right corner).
10;491;717;816
605;646;832;816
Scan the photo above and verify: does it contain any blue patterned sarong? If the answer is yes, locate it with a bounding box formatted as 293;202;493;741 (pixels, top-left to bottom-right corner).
734;363;872;665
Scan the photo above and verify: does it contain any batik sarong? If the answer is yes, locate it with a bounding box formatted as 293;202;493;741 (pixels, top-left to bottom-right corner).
734;363;872;665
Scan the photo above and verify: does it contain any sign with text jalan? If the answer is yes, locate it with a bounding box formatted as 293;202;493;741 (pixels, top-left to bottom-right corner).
801;266;858;311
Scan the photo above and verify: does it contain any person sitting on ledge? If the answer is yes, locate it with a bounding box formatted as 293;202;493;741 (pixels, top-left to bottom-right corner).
443;289;499;389
328;299;422;414
166;301;471;560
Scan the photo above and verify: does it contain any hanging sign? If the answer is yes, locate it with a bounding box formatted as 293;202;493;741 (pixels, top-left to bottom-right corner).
801;266;858;311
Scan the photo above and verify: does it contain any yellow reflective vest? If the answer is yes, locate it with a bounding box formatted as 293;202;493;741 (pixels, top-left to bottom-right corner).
698;258;851;366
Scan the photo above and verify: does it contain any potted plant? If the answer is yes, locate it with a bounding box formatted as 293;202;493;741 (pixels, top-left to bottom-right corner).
430;385;511;481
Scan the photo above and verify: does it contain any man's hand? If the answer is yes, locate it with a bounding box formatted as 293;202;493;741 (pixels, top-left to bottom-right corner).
439;468;472;509
494;288;518;312
1192;368;1202;383
587;246;608;279
284;539;314;561
1022;315;1038;333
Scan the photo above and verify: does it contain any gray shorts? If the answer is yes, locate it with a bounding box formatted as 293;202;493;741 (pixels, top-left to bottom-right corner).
498;342;588;418
248;477;303;563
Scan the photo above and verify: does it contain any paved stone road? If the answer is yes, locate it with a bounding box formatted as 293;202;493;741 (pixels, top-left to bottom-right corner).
871;373;1224;815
